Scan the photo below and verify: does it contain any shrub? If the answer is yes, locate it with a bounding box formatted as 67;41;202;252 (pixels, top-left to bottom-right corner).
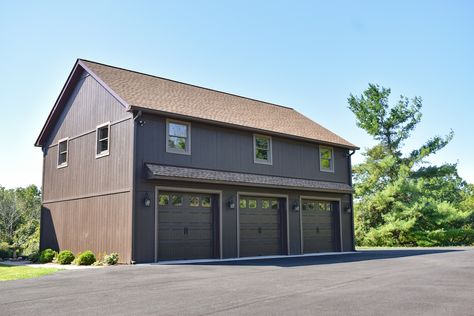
39;249;57;263
57;250;75;265
104;253;119;265
0;242;12;259
28;251;40;263
76;250;96;265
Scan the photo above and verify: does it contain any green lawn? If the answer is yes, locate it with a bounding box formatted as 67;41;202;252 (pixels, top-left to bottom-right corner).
0;264;61;281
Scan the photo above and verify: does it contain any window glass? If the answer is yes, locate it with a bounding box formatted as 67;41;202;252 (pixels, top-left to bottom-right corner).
96;124;110;156
201;196;211;207
262;200;270;209
190;196;200;207
57;139;68;166
271;199;279;210
248;199;257;208
240;199;247;209
319;202;331;211
167;121;189;153
171;195;182;206
169;122;187;137
320;147;333;171
254;135;271;163
158;195;169;206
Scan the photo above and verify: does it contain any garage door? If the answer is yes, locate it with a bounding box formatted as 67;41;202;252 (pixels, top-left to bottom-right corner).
301;199;338;253
239;196;285;257
157;192;218;260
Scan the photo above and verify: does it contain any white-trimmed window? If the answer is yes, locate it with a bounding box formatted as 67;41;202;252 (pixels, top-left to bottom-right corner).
320;146;334;172
253;134;272;165
57;137;69;168
166;119;191;155
96;122;110;158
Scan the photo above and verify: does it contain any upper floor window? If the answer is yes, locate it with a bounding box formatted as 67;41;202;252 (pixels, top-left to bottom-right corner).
96;122;110;158
166;119;191;155
254;134;272;165
57;138;68;168
320;146;334;172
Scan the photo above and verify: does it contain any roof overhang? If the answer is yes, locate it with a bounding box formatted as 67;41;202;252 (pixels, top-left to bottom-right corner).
145;163;354;193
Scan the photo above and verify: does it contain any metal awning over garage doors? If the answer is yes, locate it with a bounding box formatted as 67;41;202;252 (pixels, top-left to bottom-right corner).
238;194;288;257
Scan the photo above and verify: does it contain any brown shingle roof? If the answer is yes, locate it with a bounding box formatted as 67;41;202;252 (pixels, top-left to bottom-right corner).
81;60;357;149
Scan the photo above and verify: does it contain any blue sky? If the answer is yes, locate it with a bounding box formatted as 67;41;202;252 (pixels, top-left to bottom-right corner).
0;1;473;188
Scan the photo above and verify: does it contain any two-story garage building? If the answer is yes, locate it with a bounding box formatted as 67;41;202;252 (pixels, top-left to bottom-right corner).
35;59;358;263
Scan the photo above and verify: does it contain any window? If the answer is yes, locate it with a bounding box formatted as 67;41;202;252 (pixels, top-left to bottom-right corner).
201;196;211;207
166;119;191;154
253;134;272;164
248;199;257;208
96;122;110;158
240;199;247;209
262;200;270;209
319;146;334;172
189;196;200;207
171;195;182;206
271;199;279;210
158;195;169;206
57;138;68;168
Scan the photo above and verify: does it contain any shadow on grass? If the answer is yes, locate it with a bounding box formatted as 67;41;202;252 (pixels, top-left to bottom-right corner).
186;249;464;267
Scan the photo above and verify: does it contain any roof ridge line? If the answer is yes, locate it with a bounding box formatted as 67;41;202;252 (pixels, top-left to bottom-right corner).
78;58;295;111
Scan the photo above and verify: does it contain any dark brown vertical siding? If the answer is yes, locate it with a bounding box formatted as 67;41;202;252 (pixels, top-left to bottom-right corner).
41;192;132;263
43;120;132;202
40;71;133;263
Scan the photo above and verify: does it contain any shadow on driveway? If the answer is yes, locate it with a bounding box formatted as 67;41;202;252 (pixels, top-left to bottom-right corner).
188;249;464;267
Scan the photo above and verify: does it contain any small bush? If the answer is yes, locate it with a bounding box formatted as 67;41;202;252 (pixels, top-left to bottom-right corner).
104;253;119;265
0;242;12;259
57;250;75;265
39;249;57;263
76;250;96;265
28;251;40;263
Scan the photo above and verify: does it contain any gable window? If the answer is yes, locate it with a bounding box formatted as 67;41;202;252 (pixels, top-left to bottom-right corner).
57;138;69;168
166;119;191;155
320;146;334;172
96;122;110;158
253;134;272;165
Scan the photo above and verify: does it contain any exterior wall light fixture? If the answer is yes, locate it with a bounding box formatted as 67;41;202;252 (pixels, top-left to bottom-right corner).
227;197;235;209
144;192;151;207
292;201;300;212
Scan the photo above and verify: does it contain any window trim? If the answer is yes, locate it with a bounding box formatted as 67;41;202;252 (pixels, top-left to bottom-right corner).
319;145;334;172
57;137;69;169
166;118;191;155
253;134;272;165
95;122;110;159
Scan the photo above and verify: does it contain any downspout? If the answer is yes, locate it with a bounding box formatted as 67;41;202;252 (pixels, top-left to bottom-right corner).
130;110;142;264
347;149;356;251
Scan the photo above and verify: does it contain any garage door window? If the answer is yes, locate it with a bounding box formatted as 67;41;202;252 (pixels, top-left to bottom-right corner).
240;199;247;209
271;199;279;209
158;195;169;206
171;195;182;206
319;202;331;211
248;199;257;208
201;196;211;207
189;196;200;207
262;200;270;209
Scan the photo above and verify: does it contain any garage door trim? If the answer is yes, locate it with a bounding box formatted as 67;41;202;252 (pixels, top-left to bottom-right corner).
299;196;342;254
237;191;289;258
154;186;223;262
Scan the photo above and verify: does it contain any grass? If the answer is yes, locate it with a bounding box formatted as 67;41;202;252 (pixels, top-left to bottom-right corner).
0;263;60;281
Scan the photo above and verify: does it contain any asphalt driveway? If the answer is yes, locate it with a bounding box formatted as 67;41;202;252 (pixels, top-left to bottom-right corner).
1;248;473;315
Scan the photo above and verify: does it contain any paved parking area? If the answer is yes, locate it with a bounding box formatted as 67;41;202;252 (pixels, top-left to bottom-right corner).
1;248;473;315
